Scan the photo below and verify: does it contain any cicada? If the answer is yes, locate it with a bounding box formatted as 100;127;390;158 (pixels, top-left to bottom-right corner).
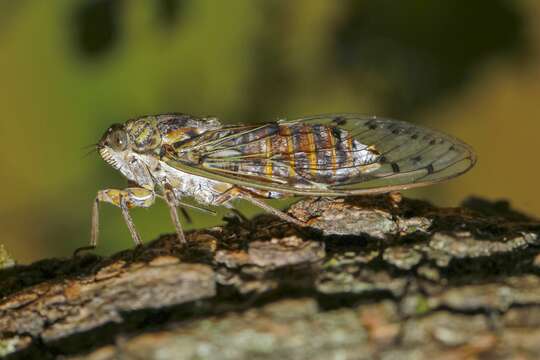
84;113;476;250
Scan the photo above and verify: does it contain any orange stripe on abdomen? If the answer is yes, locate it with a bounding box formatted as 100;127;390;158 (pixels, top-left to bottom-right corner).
265;136;273;177
304;126;318;176
279;125;296;177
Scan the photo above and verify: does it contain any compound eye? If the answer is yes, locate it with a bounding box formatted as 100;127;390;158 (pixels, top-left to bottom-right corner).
110;129;128;151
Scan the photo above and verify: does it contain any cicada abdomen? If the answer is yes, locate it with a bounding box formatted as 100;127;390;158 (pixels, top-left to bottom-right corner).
201;123;382;187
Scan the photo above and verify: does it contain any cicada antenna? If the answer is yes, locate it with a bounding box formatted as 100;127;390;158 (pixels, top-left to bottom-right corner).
82;147;98;159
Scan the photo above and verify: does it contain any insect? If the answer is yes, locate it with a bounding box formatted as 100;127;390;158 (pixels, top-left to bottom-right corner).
83;113;476;251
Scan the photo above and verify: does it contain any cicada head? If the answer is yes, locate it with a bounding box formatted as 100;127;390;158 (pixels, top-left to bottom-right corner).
97;116;162;178
97;123;131;171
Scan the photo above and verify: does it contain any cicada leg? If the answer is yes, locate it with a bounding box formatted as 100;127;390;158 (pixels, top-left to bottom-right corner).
75;187;155;255
163;188;187;245
215;187;307;227
237;193;307;227
179;207;192;224
177;200;218;224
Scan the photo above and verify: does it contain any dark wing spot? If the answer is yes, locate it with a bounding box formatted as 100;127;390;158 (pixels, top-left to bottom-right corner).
392;129;400;135
379;155;387;163
365;120;377;130
411;155;422;163
429;139;437;145
332;116;347;126
426;164;435;174
391;162;400;173
331;127;343;140
411;134;419;139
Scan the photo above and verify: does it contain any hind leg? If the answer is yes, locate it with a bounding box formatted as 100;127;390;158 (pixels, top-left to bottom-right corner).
214;187;307;227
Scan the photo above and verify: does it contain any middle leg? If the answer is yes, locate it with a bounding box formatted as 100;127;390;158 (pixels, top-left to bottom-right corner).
163;187;187;245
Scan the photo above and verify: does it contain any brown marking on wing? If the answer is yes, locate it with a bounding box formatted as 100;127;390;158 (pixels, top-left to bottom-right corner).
279;125;296;177
326;127;337;177
165;128;199;146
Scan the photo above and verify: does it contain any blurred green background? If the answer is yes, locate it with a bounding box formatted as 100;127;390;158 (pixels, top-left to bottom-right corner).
1;0;538;263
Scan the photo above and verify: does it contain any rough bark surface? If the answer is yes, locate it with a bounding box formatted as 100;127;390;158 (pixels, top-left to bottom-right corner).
1;195;540;359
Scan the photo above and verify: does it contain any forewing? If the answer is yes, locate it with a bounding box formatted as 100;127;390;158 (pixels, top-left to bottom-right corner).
166;114;476;196
296;114;477;193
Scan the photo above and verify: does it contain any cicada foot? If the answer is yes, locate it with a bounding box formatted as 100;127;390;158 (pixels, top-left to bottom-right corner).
73;245;97;257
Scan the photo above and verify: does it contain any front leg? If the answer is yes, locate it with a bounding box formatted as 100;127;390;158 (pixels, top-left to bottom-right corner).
78;187;155;254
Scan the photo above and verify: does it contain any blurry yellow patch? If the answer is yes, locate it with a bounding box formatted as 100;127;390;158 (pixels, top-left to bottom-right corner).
359;163;382;173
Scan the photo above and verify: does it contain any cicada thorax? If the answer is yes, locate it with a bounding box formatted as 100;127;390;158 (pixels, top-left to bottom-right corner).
124;116;162;153
156;114;220;145
202;122;381;186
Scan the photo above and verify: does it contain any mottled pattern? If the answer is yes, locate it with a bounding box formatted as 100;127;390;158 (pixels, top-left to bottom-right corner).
200;123;380;186
149;113;475;197
156;113;222;148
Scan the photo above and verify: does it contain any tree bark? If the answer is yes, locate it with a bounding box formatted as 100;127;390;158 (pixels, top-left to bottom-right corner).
1;195;539;359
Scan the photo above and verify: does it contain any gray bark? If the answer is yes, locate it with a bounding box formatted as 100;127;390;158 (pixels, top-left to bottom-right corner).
1;195;539;359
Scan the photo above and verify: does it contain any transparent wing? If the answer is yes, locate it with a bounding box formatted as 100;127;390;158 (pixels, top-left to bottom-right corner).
166;114;476;196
